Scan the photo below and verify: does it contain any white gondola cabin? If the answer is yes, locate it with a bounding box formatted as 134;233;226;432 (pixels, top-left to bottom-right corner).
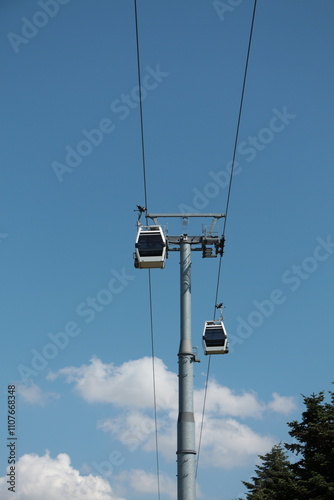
134;225;167;269
202;320;229;355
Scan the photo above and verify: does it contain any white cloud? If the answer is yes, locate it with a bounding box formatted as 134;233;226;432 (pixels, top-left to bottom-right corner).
116;469;176;499
195;380;265;418
195;417;275;468
50;356;296;469
97;411;158;452
97;407;274;468
50;356;295;419
0;452;124;500
141;412;177;460
48;356;177;410
17;381;60;406
267;392;297;414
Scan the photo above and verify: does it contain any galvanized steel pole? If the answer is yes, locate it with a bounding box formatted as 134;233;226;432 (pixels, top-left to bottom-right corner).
177;235;196;500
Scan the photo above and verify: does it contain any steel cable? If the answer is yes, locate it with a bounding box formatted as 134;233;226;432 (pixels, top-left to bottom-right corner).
196;0;258;479
134;1;161;497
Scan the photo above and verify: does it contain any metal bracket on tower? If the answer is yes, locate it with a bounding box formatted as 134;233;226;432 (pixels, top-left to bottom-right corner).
215;302;225;321
192;347;201;363
145;213;226;260
134;205;146;224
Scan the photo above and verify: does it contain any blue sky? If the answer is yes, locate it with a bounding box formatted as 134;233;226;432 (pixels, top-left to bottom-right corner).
1;1;333;499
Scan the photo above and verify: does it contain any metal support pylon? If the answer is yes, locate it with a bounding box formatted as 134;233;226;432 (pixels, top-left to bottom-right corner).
177;236;196;500
136;212;226;500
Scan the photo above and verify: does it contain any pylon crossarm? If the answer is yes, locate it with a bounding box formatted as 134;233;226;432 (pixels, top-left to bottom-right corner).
147;213;225;219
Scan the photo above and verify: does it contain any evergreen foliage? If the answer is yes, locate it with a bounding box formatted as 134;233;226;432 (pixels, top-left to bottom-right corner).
241;444;296;500
239;388;334;500
285;390;334;500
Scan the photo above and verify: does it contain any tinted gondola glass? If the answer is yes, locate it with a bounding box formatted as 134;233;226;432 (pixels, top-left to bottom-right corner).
202;320;229;355
134;225;167;269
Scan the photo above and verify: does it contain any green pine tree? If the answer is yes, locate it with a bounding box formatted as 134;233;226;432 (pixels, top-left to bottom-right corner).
241;443;297;500
238;388;334;500
285;390;334;500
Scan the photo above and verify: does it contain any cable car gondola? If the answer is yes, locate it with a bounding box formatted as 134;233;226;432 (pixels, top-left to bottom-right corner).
202;320;229;355
134;225;167;269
